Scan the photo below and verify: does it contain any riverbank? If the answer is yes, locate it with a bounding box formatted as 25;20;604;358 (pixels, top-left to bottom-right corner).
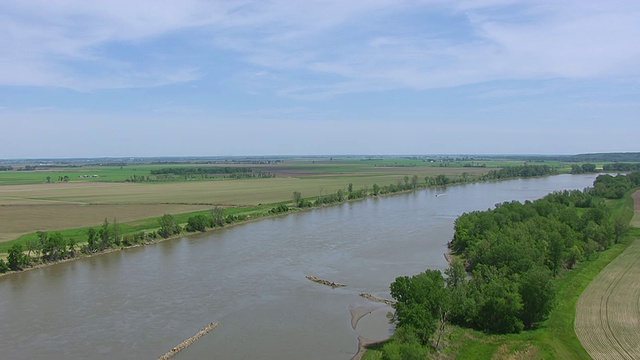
0;173;604;359
363;187;640;359
0;176;456;276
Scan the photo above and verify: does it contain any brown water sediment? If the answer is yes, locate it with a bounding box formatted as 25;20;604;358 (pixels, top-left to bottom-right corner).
0;175;600;360
158;322;219;360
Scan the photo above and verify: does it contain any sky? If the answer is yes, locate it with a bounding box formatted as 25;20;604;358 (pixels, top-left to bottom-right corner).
1;0;639;158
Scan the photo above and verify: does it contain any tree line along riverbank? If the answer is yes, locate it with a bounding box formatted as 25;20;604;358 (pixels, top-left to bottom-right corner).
365;171;640;359
0;164;566;274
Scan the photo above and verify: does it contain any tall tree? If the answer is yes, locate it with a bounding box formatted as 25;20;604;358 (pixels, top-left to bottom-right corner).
211;206;225;227
158;214;180;238
390;270;448;345
292;191;302;207
519;266;556;329
7;244;25;271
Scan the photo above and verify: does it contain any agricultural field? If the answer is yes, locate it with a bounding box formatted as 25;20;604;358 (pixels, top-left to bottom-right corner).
0;158;491;244
633;191;640;228
575;190;640;360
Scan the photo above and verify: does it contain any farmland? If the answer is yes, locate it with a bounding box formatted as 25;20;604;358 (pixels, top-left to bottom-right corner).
0;157;495;244
575;191;640;359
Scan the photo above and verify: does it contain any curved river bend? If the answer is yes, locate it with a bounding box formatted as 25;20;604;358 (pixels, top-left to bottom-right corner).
0;175;597;359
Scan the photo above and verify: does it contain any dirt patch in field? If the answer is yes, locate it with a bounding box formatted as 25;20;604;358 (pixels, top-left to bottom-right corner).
0;203;211;242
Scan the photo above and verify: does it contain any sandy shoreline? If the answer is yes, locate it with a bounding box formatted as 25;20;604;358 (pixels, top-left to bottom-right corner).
348;301;394;359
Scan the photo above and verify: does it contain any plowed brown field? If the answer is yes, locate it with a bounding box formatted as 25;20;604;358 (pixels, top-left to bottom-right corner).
575;190;640;359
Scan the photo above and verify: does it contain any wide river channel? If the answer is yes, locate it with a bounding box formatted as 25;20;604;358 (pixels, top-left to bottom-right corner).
0;174;598;359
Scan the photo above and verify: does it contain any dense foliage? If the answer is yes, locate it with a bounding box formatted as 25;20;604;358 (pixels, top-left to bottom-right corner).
484;164;557;179
385;172;639;357
150;167;253;175
592;172;640;199
603;163;640;172
570;163;597;174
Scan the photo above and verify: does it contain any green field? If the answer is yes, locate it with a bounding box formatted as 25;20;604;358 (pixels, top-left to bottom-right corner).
0;156;580;186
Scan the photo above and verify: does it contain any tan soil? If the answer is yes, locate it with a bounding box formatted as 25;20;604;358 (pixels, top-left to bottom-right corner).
575;191;640;359
632;190;640;227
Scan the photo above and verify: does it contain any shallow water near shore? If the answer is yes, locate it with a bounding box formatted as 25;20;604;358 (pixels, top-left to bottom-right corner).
0;175;598;359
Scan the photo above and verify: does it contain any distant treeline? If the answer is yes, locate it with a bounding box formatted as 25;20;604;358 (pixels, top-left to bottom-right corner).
0;166;12;171
125;167;275;182
498;153;640;163
570;163;597;174
592;172;640;199
150;167;253;175
378;172;639;357
485;164;556;179
571;152;640;162
603;163;640;172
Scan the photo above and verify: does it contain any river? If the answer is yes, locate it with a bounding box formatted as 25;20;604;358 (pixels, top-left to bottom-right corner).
0;174;598;359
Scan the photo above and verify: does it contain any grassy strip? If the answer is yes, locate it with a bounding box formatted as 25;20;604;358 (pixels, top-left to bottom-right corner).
0;202;284;254
365;190;638;359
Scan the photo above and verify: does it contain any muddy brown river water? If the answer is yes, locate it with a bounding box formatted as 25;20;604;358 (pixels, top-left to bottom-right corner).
0;174;598;359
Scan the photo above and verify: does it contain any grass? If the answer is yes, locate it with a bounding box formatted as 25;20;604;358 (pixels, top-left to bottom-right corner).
364;190;639;360
0;202;280;254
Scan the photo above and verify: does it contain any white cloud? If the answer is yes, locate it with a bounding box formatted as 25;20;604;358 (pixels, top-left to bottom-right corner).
1;0;639;94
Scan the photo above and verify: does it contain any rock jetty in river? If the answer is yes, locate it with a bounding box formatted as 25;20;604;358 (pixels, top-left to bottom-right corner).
158;322;219;360
359;293;396;306
306;275;347;288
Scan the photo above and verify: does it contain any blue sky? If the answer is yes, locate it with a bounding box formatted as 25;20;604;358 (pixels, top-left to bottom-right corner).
1;0;639;158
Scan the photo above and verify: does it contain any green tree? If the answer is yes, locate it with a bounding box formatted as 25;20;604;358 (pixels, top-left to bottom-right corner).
435;174;449;186
471;266;523;334
7;244;25;271
548;232;564;276
68;238;78;255
0;259;9;273
25;238;40;258
87;227;98;252
211;206;225;227
372;183;380;196
566;244;582;269
99;218;111;250
112;218;121;246
293;191;302;207
519;266;556;329
613;216;629;243
581;163;597;173
390;270;448;345
42;232;66;261
158;214;180;238
186;214;208;232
